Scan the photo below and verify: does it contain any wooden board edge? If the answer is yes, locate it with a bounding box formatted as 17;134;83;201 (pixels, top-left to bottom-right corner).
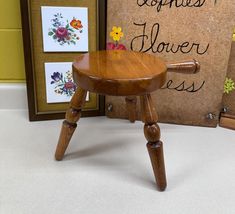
219;113;235;130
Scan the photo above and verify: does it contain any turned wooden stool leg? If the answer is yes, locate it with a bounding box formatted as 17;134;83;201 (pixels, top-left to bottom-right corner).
125;96;137;123
55;87;87;161
140;94;167;191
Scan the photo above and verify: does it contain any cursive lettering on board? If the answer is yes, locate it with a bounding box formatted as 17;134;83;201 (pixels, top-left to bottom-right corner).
130;22;209;55
161;80;205;92
136;0;206;12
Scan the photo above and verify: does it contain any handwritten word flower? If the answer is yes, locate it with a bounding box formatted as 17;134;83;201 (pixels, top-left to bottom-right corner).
48;13;83;46
224;77;235;94
51;71;76;97
110;26;124;42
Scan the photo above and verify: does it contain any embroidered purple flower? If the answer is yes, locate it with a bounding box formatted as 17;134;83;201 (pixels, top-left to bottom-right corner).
51;72;63;84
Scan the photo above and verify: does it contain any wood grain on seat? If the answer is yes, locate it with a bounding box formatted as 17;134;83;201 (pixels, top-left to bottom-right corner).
72;50;167;96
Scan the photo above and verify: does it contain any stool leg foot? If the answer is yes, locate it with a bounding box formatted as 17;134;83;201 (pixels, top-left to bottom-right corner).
55;87;87;161
125;96;137;123
55;121;77;161
147;141;167;191
140;94;167;191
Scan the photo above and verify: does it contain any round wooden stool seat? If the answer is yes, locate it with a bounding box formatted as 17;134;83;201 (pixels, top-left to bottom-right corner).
72;50;167;96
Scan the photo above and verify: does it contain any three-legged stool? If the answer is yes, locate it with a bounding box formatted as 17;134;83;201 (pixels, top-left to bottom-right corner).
55;50;199;191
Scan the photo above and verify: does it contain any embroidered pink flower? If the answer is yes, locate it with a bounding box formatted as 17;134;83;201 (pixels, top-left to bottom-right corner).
64;81;76;90
56;27;68;39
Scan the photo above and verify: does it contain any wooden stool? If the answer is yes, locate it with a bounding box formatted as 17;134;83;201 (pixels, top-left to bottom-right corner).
55;50;200;191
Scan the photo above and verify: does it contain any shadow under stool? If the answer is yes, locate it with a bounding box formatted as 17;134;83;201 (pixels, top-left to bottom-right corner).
54;50;200;191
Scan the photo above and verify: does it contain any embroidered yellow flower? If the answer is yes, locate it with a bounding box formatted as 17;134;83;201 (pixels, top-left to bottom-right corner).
233;28;235;41
224;77;235;94
110;26;124;42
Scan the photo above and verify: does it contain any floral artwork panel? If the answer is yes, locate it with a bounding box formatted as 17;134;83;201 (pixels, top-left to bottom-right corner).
44;62;89;103
41;6;88;52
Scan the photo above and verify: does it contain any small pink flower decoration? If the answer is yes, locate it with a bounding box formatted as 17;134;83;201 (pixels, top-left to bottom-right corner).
106;42;126;50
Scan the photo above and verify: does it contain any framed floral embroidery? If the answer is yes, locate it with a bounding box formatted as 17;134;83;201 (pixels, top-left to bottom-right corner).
41;6;89;52
44;62;89;103
20;0;106;121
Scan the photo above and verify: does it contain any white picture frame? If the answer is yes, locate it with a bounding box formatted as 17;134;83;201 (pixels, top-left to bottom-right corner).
44;62;89;103
41;6;89;52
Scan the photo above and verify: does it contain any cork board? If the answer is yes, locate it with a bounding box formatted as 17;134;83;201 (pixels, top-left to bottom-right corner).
106;0;235;127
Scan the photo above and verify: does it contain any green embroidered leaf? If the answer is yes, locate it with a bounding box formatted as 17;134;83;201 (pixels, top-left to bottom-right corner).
48;31;54;36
